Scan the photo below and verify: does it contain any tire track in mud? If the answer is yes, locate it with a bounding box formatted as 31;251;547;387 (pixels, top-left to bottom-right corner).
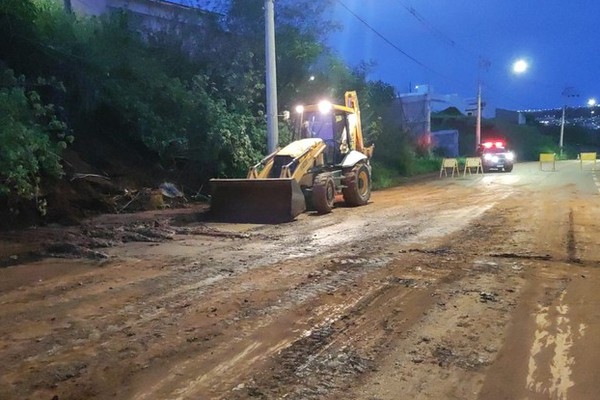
226;252;527;400
229;272;439;400
126;201;501;398
126;256;419;399
208;208;519;399
567;209;579;263
0;181;520;400
1;240;394;399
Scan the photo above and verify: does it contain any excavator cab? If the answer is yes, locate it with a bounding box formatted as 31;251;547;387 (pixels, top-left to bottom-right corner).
299;108;350;165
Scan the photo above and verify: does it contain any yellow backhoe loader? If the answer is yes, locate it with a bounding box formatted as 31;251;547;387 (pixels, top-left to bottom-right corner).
210;91;373;223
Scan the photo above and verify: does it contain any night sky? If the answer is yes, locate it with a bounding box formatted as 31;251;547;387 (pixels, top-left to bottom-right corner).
328;0;600;113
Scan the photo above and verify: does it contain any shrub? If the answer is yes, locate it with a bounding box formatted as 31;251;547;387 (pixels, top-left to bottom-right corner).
0;68;70;204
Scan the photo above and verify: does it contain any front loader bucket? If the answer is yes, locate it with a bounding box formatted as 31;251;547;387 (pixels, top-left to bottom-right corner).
209;178;306;223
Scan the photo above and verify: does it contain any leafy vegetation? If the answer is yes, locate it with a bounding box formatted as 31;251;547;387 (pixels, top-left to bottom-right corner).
1;0;409;210
0;68;70;205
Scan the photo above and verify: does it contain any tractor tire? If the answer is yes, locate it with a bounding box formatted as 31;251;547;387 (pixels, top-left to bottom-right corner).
303;192;315;211
342;163;371;206
312;173;335;214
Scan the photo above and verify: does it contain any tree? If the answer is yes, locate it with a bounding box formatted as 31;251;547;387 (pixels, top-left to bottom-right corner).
0;0;41;76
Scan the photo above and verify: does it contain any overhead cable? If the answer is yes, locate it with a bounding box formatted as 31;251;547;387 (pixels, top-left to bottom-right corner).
335;0;449;80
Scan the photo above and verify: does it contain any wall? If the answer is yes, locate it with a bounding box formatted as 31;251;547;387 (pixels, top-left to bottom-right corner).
431;129;459;157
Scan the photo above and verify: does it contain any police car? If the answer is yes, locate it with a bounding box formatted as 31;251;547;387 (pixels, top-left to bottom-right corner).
476;141;515;172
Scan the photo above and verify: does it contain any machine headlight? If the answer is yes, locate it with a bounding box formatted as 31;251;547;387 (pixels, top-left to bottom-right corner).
505;152;515;161
318;100;332;114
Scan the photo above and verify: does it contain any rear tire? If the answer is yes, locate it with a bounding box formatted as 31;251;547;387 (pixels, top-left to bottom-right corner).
313;174;335;214
342;163;371;206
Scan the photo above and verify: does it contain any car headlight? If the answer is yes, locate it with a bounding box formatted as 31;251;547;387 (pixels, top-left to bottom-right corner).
505;152;515;161
491;155;499;163
483;153;493;160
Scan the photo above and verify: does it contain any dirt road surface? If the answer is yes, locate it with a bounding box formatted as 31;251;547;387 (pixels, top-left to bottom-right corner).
1;160;599;400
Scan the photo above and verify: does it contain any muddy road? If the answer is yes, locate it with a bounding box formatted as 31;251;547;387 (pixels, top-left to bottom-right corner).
1;160;599;400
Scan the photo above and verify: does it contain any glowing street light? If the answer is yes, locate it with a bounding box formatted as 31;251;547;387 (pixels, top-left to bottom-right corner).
512;59;529;74
588;98;597;115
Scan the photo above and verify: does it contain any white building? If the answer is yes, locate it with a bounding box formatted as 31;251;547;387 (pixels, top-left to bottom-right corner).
389;85;470;138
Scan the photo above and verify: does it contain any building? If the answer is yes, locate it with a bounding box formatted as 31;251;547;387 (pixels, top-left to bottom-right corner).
69;0;210;33
388;92;431;139
383;85;473;155
389;85;472;137
431;130;459;157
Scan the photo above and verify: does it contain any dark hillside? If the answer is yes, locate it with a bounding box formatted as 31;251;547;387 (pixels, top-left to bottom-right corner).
0;0;426;229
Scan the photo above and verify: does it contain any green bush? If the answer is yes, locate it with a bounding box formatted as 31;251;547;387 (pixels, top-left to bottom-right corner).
0;69;70;202
410;157;442;175
371;156;441;190
371;161;402;190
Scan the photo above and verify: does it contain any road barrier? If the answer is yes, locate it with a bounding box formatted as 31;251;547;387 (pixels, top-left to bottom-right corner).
463;157;483;176
539;153;556;171
579;152;597;170
439;158;459;178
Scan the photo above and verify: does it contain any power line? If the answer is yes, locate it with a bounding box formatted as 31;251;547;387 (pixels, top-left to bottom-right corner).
395;1;453;48
392;1;569;109
391;1;528;107
336;1;537;109
393;0;480;60
335;0;448;80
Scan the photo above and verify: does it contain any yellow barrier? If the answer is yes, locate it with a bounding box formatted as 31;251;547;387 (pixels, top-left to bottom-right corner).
539;153;556;171
580;152;597;170
439;158;459;178
463;157;483;176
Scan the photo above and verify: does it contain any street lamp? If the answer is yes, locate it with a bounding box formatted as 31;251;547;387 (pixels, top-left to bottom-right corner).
474;58;526;151
512;59;529;74
588;98;597;115
475;57;491;150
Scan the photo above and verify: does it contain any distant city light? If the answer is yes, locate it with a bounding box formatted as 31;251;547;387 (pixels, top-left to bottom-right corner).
588;98;597;107
512;59;529;74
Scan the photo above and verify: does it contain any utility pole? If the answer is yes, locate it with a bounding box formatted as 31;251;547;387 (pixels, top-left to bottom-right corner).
475;57;490;151
559;87;579;158
425;86;432;151
476;82;481;149
265;0;278;153
559;104;565;157
64;0;72;13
